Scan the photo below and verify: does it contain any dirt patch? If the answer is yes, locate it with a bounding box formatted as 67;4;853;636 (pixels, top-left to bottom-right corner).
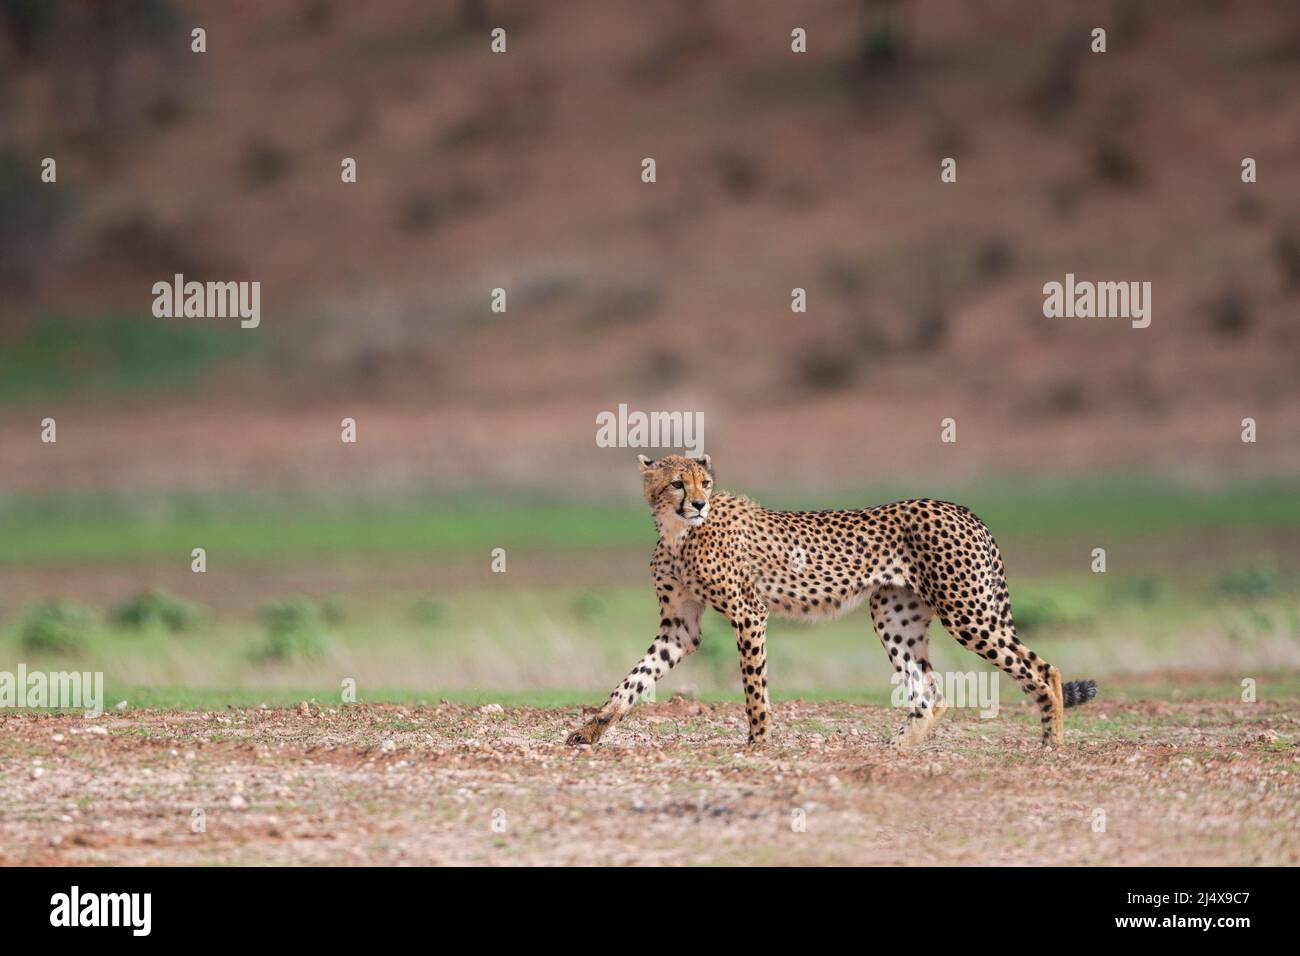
2;698;1297;866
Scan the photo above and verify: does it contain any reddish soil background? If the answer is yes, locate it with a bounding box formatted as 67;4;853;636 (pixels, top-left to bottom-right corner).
5;2;1300;496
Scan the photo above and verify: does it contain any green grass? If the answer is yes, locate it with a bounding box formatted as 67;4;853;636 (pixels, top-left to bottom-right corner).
4;477;1299;566
3;579;1297;708
0;312;256;404
914;477;1300;537
0;497;645;565
24;672;1300;714
4;476;1299;703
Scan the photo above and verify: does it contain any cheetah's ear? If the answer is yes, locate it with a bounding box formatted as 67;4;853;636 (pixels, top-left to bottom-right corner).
694;454;713;476
636;454;655;473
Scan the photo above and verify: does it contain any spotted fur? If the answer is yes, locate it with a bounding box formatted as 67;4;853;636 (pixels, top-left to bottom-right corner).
565;455;1097;750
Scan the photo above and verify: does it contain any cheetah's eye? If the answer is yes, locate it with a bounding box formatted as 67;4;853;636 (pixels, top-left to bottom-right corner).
670;480;684;489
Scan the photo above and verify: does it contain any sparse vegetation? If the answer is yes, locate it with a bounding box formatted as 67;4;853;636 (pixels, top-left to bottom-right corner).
245;140;291;187
1206;283;1252;338
19;600;95;654
111;589;204;633
713;149;760;198
856;21;906;73
397;184;485;233
253;599;328;663
1274;226;1300;294
1026;30;1081;122
1009;591;1091;633
1216;557;1282;600
973;236;1014;281
1043;379;1086;415
1091;135;1143;187
907;298;948;352
569;592;606;622
796;345;857;391
320;598;347;626
0;148;73;287
1108;575;1167;605
410;599;447;626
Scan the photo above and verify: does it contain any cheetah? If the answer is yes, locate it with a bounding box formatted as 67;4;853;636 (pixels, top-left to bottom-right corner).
565;454;1097;750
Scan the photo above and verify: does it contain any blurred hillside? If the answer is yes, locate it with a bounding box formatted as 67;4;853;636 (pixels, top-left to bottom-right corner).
2;0;1300;496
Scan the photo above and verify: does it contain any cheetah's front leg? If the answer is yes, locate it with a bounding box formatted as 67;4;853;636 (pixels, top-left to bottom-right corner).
727;602;770;745
565;598;702;747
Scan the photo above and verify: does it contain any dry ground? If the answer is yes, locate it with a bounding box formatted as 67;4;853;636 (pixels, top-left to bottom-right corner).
2;696;1297;866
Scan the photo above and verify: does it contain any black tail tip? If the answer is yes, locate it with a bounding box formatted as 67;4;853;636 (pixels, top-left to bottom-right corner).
1062;679;1098;708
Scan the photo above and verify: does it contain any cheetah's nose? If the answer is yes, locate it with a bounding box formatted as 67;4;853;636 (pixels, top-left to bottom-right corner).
691;501;706;511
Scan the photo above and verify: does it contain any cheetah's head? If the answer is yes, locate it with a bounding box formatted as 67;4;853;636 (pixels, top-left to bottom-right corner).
638;454;714;527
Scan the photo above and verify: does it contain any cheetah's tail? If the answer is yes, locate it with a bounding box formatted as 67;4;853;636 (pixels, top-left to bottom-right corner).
1061;679;1098;708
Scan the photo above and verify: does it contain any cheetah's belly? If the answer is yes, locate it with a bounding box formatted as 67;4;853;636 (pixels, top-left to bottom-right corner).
756;571;873;622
